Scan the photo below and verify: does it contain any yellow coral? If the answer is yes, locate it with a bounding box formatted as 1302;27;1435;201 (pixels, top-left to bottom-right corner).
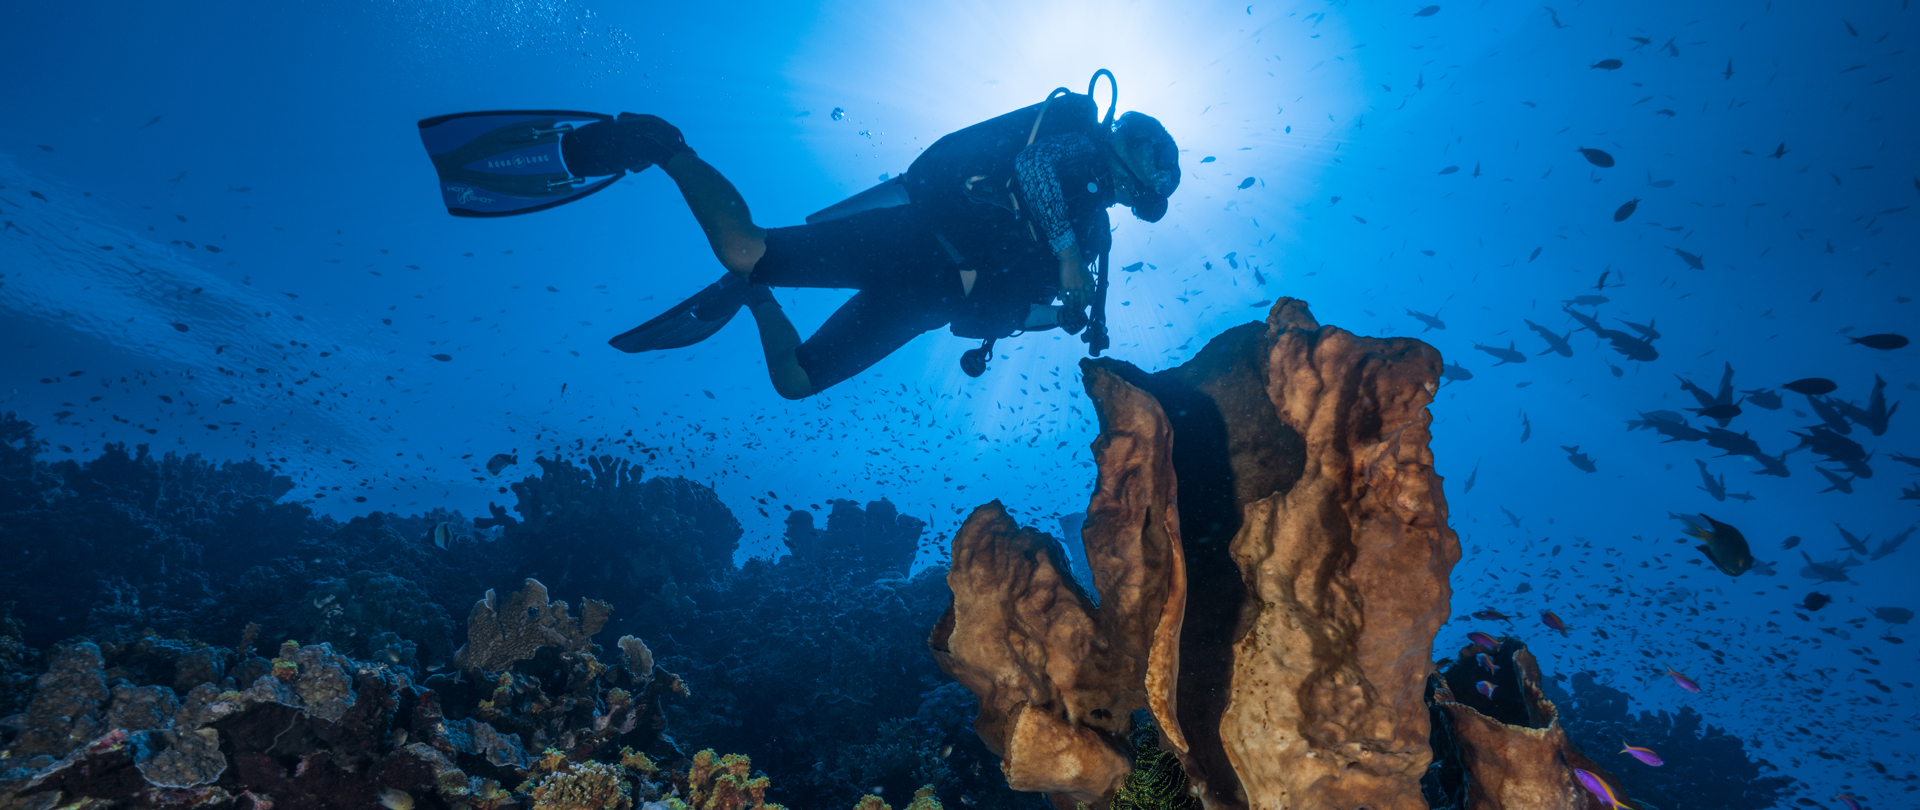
270;658;299;682
619;747;658;776
524;760;632;810
680;749;784;810
849;785;943;810
904;786;944;810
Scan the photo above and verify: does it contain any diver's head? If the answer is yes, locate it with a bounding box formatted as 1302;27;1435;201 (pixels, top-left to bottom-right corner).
1106;111;1179;222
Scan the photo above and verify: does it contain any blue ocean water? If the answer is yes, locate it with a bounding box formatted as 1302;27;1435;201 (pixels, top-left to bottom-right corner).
1;0;1914;805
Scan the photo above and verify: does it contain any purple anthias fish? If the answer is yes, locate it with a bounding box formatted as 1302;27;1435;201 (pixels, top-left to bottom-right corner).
1468;631;1498;650
1476;652;1501;674
1540;609;1573;635
1574;769;1631;809
1834;794;1861;810
1475;680;1497;698
1620;741;1663;766
1664;663;1702;693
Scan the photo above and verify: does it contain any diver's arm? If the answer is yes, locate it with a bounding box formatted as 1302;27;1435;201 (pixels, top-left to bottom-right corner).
1014;133;1102;257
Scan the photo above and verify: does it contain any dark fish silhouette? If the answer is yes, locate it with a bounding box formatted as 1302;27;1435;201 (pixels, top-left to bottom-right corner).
137;115;163;130
1406;308;1446;331
1782;377;1837;396
1849;333;1908;350
1871;606;1913;624
1463;462;1479;493
1414;5;1441;16
1806;394;1851;435
1563;294;1609;306
1695;459;1726;501
1670;247;1705;269
1562;446;1597;473
1723;59;1734;80
1577;147;1615;167
1441;362;1474;382
1780;535;1801;550
1591;59;1623;70
1627;410;1709;444
1801;592;1831;611
1835;375;1898;436
1613;198;1639;221
1564;307;1657;360
1750;447;1796;478
1617;316;1660;340
1673;512;1754;576
1739;388;1783;410
1528;246;1542;262
1438;165;1460;175
1703;427;1762;458
1792;426;1865;462
1524;320;1574;357
1833;523;1871;555
1474;340;1528;366
1678;363;1741;426
430;353;453;362
1816;467;1857;494
1237;177;1257;189
485;453;517;476
1769;142;1789;158
1645;171;1675;187
1800;551;1862;583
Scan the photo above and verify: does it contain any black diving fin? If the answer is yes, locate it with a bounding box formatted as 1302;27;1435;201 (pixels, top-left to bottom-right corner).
416;110;623;217
607;274;763;354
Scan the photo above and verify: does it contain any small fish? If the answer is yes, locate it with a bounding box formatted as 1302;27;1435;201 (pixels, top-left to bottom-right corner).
1122;261;1145;273
1768;142;1788;159
1663;663;1702;693
1562;446;1597;473
1540;610;1573;635
228;186;252;192
1782;377;1837;396
1471;609;1510;621
430;353;453;362
1199;156;1215;163
1591;59;1623;70
378;788;415;810
1670;247;1705;270
137;115;163;130
1577;147;1616;168
1414;5;1440;16
1835;794;1862;810
1237;177;1257;189
1528;246;1542;262
1848;333;1909;350
426;522;454;550
1438;165;1459;175
1467;631;1498;650
1800;592;1831;611
1619;741;1664;766
486;453;517;476
1562;294;1609;306
1475;680;1497;698
1613;198;1639;221
1780;535;1801;550
1475;652;1501;674
1575;769;1632;810
170;323;190;332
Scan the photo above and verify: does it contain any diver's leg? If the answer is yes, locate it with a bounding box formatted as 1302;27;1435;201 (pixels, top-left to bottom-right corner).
663;153;767;277
746;300;813;400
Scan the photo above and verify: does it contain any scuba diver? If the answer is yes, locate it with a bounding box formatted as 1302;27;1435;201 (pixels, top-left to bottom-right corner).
418;70;1179;399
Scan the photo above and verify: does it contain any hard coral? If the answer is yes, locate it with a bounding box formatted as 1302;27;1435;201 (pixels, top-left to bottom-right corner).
455;579;610;673
292;570;455;671
522;753;632;810
676;749;784;810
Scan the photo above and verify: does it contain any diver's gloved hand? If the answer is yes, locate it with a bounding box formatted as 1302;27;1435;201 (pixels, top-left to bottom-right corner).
560;113;697;177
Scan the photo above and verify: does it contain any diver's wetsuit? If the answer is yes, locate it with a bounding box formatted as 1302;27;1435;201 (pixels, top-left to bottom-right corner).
747;93;1116;391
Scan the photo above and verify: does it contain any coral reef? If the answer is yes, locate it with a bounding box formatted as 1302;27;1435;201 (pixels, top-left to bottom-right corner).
290;570;456;670
783;499;925;583
1424;636;1626;809
455;579;611;672
0;584;682;809
931;299;1458;809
